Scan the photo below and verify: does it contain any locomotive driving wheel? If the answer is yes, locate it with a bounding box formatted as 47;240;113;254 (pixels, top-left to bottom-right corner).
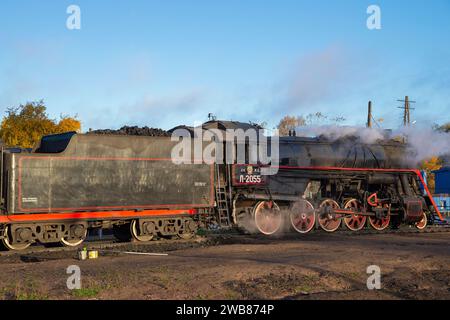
130;220;154;242
1;226;32;251
254;201;282;235
290;199;316;234
415;212;428;230
343;199;367;231
318;199;342;232
368;214;390;231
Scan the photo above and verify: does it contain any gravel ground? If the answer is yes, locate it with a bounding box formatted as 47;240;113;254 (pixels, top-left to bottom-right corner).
0;231;449;300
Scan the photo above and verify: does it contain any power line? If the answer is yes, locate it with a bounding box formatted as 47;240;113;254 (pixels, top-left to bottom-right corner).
371;114;382;128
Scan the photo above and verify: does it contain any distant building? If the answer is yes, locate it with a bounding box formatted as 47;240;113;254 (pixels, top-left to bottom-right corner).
168;120;264;138
433;164;450;218
433;167;450;194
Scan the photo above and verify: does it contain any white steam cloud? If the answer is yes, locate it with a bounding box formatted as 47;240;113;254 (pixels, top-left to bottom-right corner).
394;126;450;165
296;125;386;144
295;125;450;165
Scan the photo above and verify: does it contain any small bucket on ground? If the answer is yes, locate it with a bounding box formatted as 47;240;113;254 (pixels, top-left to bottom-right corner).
78;250;87;260
88;250;99;259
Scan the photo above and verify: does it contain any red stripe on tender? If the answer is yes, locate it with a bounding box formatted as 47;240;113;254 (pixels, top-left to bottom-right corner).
0;209;195;223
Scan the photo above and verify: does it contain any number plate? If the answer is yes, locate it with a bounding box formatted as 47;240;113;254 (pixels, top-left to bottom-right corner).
233;165;266;186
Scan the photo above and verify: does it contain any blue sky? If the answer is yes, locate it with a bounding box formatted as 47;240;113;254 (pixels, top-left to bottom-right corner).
0;0;449;131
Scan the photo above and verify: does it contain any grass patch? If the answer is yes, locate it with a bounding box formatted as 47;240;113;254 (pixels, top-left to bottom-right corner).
196;228;208;236
294;285;313;294
195;293;210;300
223;290;240;300
16;291;48;300
0;283;48;300
71;287;100;298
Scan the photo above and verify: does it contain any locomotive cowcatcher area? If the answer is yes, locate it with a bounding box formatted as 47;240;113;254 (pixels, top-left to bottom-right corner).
0;230;449;300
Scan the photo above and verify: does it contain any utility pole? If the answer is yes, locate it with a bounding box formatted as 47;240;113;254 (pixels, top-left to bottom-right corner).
397;96;416;126
367;101;372;128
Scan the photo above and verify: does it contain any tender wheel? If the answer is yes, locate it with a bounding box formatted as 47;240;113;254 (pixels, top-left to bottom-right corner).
178;219;197;239
60;237;86;247
254;201;282;235
1;226;32;251
290;199;316;234
415;212;428;230
60;225;87;247
130;220;154;242
343;199;367;231
318;199;342;232
368;215;391;231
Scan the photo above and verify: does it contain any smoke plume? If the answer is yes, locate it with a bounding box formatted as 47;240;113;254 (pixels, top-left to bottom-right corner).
296;125;386;144
295;125;450;165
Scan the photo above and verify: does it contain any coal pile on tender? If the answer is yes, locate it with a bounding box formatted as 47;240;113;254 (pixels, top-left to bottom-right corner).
88;126;170;136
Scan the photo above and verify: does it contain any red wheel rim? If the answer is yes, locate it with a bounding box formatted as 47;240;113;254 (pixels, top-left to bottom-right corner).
254;201;282;235
290;199;316;234
369;215;390;231
415;212;427;230
343;199;367;231
318;199;341;232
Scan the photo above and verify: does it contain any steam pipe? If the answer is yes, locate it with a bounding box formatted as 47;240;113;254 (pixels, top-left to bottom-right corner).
400;174;413;196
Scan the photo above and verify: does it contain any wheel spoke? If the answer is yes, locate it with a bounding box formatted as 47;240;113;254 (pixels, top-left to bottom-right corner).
369;215;390;231
290;200;315;234
254;201;281;235
343;199;366;231
318;199;341;232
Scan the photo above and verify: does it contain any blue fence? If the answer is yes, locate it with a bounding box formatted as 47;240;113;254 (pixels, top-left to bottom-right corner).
433;194;450;220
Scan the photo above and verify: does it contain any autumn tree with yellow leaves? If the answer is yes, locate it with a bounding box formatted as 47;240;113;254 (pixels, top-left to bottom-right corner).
0;101;81;149
277;112;346;136
277;115;306;136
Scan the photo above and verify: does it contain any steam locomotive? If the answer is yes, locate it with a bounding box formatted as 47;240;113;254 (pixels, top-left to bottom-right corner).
0;120;442;250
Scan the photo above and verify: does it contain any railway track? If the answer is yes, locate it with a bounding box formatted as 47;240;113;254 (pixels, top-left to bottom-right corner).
0;235;207;257
335;225;450;236
1;224;449;258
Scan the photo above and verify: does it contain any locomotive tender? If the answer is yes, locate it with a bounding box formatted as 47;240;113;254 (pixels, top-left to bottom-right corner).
0;132;213;250
0;120;443;250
